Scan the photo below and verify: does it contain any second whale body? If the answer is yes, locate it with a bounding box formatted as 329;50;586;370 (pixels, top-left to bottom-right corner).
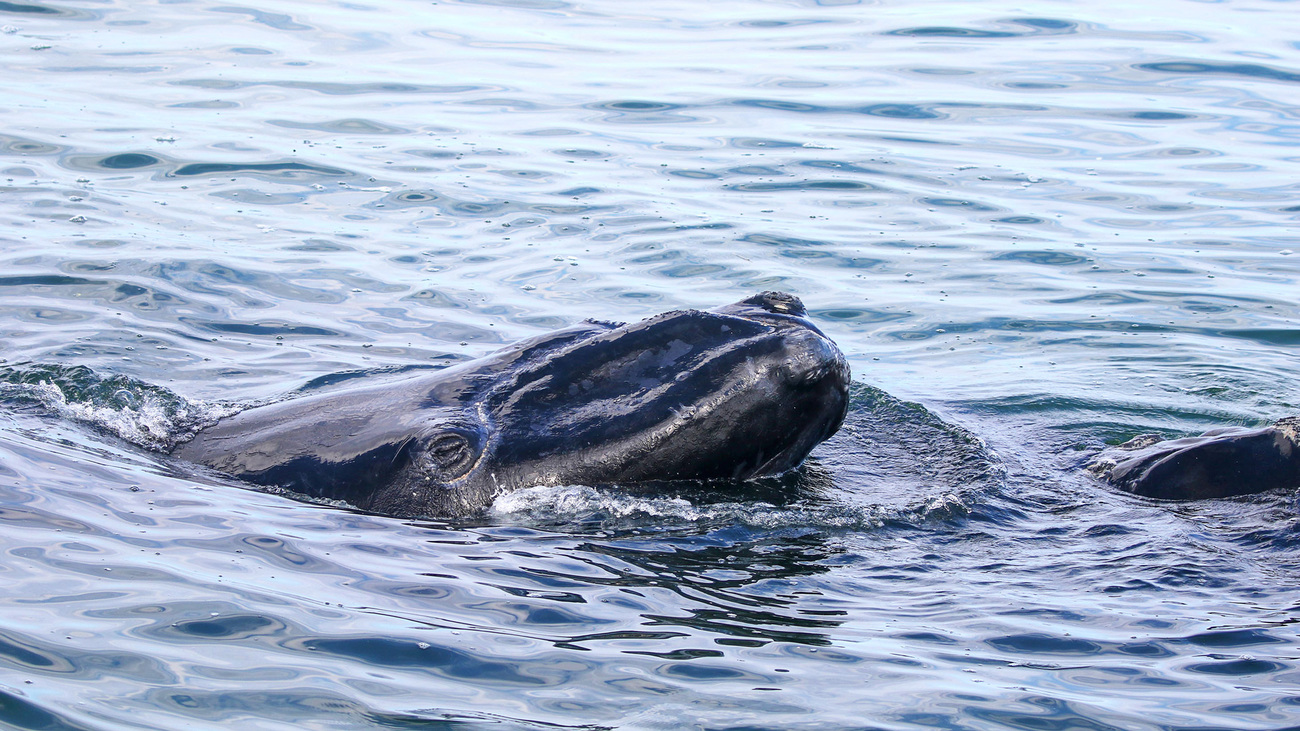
1089;417;1300;500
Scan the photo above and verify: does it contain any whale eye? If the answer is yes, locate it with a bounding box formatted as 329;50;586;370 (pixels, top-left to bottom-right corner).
415;432;479;481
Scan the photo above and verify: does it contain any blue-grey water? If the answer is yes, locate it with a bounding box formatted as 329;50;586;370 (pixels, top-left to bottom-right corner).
2;0;1299;728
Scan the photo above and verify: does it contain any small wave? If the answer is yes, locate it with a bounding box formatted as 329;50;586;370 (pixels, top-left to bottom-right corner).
488;483;969;532
0;364;242;451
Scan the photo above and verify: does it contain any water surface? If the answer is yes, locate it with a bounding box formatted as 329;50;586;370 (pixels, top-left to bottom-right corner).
1;0;1298;728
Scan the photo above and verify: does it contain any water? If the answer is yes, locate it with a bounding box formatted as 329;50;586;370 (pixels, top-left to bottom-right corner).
2;0;1299;728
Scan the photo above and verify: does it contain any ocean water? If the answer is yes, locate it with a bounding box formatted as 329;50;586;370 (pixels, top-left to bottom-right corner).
2;0;1299;728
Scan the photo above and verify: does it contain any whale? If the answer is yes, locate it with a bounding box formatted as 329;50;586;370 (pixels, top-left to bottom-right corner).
1089;417;1300;500
173;292;852;517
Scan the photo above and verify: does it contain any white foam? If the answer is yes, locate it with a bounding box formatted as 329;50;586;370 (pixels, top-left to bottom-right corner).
20;379;241;451
489;484;970;531
490;484;705;522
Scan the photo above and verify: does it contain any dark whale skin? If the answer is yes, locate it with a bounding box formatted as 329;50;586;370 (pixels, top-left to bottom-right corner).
172;292;851;517
1090;417;1300;500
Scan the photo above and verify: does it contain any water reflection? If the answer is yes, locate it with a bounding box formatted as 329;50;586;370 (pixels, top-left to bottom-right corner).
1136;61;1300;84
171;79;501;95
209;6;314;32
886;18;1081;38
0;0;96;18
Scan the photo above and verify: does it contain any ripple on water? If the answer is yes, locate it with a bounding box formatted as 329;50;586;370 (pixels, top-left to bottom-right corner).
3;0;1300;728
